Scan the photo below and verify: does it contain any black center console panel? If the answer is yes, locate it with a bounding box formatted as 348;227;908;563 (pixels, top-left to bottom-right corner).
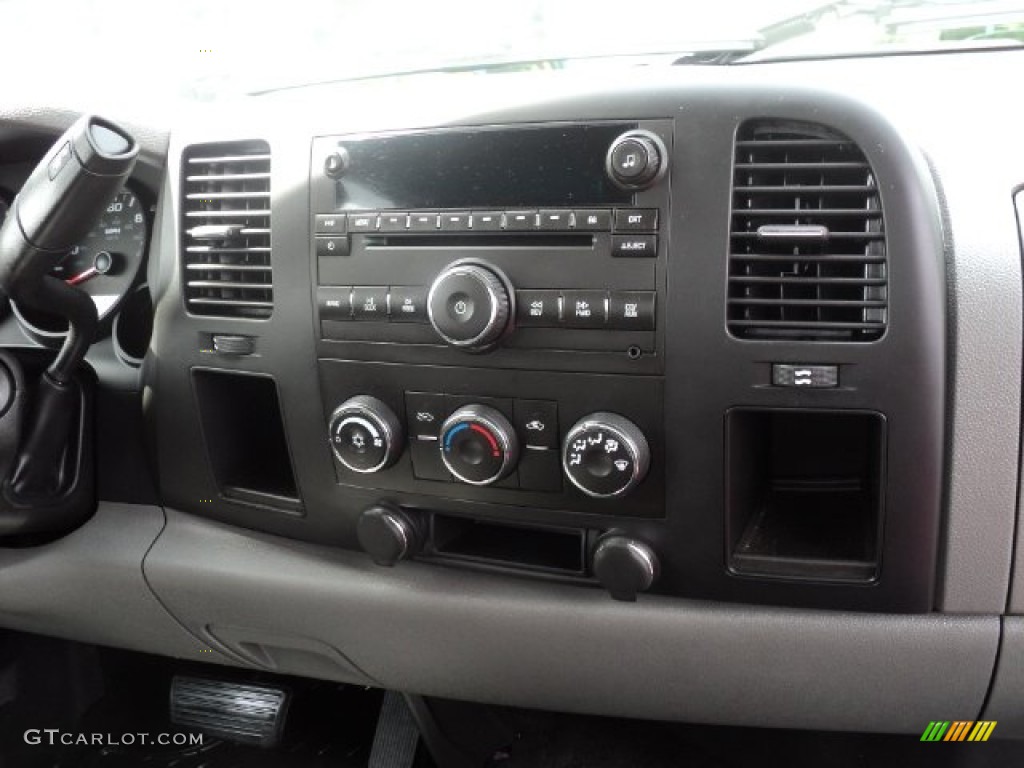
151;84;946;614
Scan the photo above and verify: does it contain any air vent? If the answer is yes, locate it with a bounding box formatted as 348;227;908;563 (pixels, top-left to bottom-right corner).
728;120;887;341
181;141;272;318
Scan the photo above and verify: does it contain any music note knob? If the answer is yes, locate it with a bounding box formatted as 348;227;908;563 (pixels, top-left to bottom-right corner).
606;130;668;190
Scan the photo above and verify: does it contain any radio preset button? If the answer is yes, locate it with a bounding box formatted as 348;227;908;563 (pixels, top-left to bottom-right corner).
389;286;428;323
608;291;656;330
352;287;389;320
348;212;378;232
315;236;350;257
539;210;573;230
614;209;659;232
409;212;439;231
315;214;347;234
470;211;502;231
379;212;409;232
440;212;472;231
563;290;607;328
516;289;561;327
611;234;657;258
317;287;352;320
573;209;612;231
505;210;538;230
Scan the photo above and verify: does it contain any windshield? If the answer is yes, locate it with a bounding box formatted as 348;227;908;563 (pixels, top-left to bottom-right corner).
4;0;1023;104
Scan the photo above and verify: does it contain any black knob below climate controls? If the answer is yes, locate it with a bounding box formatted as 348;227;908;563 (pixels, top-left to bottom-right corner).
328;395;403;474
593;534;660;602
606;130;667;190
427;262;512;351
563;413;650;498
357;504;424;566
440;405;519;485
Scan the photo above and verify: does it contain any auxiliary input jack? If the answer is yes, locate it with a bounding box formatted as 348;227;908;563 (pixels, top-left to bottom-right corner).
627;346;642;360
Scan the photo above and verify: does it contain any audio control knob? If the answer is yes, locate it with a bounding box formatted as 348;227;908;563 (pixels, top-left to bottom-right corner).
427;261;512;351
593;534;660;602
606;130;667;190
328;395;403;474
323;147;350;179
563;413;650;498
357;503;424;566
439;404;519;485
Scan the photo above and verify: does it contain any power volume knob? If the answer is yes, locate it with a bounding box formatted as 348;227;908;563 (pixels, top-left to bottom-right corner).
328;395;403;474
606;130;667;190
427;262;512;351
563;413;650;498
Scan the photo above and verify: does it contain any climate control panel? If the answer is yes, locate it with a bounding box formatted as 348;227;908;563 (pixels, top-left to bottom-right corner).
328;393;650;498
316;360;664;518
327;391;654;496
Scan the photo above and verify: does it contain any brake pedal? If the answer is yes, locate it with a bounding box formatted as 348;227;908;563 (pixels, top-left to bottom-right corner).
170;675;290;748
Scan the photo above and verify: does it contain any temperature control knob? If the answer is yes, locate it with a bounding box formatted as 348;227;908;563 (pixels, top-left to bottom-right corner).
563;413;650;498
427;262;512;351
439;404;519;485
328;395;403;474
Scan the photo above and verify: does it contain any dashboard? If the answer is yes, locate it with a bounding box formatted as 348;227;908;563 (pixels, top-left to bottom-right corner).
0;48;1023;738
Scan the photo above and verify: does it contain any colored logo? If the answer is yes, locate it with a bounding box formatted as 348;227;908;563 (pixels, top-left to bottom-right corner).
921;721;996;742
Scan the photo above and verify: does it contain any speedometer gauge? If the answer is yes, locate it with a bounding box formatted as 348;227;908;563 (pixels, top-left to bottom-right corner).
12;188;148;339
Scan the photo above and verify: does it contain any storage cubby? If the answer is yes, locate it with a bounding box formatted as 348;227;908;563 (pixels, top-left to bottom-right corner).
430;514;585;576
726;409;885;582
193;370;301;511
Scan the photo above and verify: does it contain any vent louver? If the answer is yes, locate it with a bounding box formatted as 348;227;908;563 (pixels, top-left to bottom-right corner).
728;120;886;341
181;141;272;318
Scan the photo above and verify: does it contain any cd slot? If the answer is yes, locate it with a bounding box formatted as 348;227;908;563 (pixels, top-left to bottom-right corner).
364;234;595;249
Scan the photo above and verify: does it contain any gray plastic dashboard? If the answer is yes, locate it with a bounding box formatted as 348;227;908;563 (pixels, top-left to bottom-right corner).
0;50;1023;734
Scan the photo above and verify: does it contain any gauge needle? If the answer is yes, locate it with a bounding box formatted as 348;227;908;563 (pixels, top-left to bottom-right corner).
66;267;98;286
64;251;113;286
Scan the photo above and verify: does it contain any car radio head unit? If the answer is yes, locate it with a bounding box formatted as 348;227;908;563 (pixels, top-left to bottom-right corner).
309;120;671;366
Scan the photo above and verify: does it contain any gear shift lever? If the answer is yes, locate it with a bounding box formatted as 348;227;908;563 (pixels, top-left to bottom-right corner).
0;115;136;529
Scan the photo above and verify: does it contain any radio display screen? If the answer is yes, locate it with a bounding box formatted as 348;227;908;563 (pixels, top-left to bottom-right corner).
333;124;635;210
